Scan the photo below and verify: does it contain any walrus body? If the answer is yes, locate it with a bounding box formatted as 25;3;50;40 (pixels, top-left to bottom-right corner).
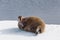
18;16;45;34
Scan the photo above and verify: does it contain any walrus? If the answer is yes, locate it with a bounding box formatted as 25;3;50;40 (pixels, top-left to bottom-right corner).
18;16;45;35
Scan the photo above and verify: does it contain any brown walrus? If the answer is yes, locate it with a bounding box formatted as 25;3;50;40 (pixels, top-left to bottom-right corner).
18;16;45;35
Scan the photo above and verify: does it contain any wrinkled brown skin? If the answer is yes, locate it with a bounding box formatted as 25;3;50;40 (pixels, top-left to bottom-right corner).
18;16;45;35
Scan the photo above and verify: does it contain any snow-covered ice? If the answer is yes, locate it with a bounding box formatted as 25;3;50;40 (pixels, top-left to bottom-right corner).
0;20;60;40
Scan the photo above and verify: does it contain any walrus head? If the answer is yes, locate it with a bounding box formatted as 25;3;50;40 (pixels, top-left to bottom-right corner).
18;16;24;27
18;16;28;29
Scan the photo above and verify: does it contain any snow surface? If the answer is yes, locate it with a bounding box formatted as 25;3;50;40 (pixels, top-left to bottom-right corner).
0;20;60;40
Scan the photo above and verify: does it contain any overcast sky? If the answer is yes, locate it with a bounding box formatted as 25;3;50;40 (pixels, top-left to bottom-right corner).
0;0;60;24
